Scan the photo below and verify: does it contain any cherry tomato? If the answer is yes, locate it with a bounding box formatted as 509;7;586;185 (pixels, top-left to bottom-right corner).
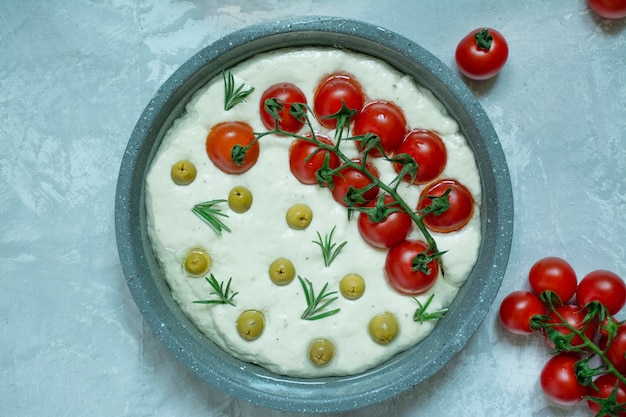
587;0;626;19
392;129;447;185
528;257;578;304
384;239;439;295
357;195;412;249
288;134;340;185
205;121;259;174
576;270;626;315
587;374;626;417
455;28;509;81
605;323;626;373
313;73;365;129
540;352;587;406
598;315;620;338
352;100;408;157
417;179;474;233
331;159;380;207
543;304;596;349
499;291;546;335
259;82;307;133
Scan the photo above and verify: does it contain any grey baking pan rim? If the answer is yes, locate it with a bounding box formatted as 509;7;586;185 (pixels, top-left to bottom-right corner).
115;15;513;413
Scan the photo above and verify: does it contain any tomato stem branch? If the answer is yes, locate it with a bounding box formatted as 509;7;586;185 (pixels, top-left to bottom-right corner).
540;296;626;386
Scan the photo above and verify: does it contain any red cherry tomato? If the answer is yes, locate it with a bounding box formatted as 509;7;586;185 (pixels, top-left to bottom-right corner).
587;0;626;19
499;291;546;335
543;304;596;349
352;100;408;157
205;121;259;174
357;195;412;249
392;129;447;185
288;134;340;185
605;323;626;373
331;159;380;207
540;352;587;406
528;257;578;304
576;270;626;315
598;315;620;338
417;179;475;233
587;374;626;417
313;73;365;129
455;28;509;80
259;82;307;133
384;239;439;295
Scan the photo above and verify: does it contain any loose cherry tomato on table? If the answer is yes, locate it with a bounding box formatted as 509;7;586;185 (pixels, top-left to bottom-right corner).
330;159;380;207
392;129;447;185
587;0;626;19
528;256;578;304
259;82;307;133
357;194;412;249
384;239;439;295
576;270;626;315
455;27;509;81
540;352;588;406
587;374;626;417
543;304;596;349
205;121;259;174
288;134;340;185
499;290;546;335
417;178;475;233
352;100;408;157
313;73;365;129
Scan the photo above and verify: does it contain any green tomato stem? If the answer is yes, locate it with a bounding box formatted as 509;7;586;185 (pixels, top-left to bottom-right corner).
544;297;626;386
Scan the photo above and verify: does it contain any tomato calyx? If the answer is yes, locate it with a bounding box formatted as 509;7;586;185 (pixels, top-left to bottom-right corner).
388;153;419;185
319;100;359;135
353;194;404;224
230;143;248;166
530;294;626;388
474;28;494;51
411;250;446;275
586;379;626;417
418;188;452;217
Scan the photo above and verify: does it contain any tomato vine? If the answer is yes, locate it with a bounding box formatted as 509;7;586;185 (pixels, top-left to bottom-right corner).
236;98;450;269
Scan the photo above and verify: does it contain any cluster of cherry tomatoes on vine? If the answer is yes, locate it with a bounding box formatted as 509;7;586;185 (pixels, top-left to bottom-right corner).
499;256;626;416
453;1;625;81
205;66;478;297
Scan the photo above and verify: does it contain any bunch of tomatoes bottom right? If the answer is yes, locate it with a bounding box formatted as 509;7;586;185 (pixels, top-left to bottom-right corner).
499;256;626;416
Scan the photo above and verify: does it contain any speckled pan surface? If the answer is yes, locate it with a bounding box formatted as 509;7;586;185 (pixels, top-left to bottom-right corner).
115;16;513;413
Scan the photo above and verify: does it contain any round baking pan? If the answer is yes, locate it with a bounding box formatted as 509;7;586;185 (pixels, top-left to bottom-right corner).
115;16;513;413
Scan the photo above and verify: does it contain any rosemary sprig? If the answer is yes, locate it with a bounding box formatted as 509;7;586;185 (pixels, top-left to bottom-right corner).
298;276;340;320
193;274;238;307
192;199;231;236
223;71;255;111
312;226;347;267
413;294;448;323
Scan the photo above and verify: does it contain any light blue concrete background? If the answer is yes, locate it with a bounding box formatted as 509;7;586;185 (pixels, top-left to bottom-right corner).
1;1;625;416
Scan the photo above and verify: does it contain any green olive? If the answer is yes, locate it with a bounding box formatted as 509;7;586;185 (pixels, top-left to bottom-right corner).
269;258;296;285
368;312;399;345
285;204;313;230
308;339;334;366
228;186;253;213
170;159;197;185
339;273;365;300
236;310;265;341
183;248;212;277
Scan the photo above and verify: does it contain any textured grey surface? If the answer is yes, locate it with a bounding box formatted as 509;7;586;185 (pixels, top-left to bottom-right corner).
1;1;625;416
